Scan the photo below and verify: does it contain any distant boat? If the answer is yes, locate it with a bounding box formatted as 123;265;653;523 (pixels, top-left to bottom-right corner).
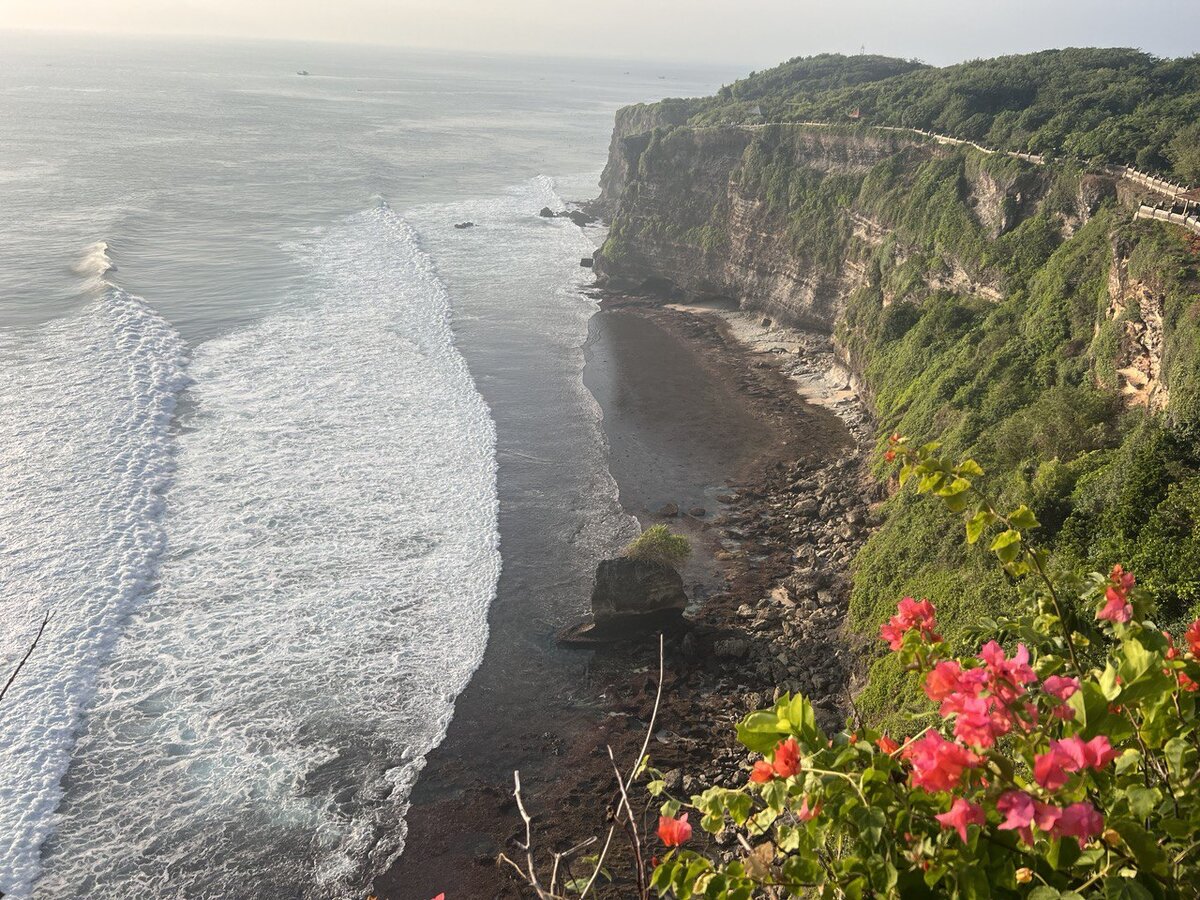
297;70;311;76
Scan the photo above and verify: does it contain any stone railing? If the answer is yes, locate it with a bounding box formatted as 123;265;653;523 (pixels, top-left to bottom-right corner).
1136;203;1200;236
1110;165;1192;200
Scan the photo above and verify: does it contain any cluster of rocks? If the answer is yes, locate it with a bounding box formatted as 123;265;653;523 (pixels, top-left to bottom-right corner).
538;206;598;227
705;452;880;715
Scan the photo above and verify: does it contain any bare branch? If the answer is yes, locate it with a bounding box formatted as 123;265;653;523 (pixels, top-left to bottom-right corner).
503;634;669;900
0;611;51;704
607;745;647;897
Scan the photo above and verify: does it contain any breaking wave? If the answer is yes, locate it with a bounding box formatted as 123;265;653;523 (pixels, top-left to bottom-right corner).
33;205;500;897
0;288;189;897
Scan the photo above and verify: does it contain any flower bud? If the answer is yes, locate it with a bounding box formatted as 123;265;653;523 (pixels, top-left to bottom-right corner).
1015;868;1033;884
1103;827;1121;847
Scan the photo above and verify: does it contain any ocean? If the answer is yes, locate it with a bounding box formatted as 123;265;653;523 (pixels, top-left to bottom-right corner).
0;32;734;897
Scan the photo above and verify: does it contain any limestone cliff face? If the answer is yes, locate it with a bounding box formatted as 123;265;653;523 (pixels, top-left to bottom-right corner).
595;98;701;216
594;123;1030;331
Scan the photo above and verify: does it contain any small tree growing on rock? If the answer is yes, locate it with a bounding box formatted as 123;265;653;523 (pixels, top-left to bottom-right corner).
624;525;692;569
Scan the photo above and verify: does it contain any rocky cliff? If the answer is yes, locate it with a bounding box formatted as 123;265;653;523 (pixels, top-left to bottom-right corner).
594;122;1089;333
591;106;1200;725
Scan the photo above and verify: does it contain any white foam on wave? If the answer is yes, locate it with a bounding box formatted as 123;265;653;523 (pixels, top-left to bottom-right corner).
0;289;189;897
70;241;117;292
34;206;500;897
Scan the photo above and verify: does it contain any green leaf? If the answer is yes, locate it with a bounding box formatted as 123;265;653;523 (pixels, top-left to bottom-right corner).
1126;785;1162;818
965;510;995;544
1008;504;1040;530
647;779;665;797
1109;817;1169;876
957;459;985;477
735;710;788;754
990;529;1022;563
1103;876;1155;900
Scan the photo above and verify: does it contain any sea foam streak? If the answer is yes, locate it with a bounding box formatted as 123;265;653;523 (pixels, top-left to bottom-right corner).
34;206;500;897
0;288;188;897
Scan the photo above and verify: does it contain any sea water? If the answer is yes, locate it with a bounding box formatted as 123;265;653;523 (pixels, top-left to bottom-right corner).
0;31;734;897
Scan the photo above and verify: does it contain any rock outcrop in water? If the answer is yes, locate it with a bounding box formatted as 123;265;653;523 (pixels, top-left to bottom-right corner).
560;557;687;643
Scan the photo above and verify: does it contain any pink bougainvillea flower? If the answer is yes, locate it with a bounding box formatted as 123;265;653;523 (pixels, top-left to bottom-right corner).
1034;746;1072;791
996;790;1035;834
940;693;1010;749
749;760;776;783
1179;671;1199;693
978;641;1037;704
1055;802;1104;847
1043;674;1081;720
1081;735;1118;768
431;895;445;900
771;737;801;778
1043;675;1080;701
935;797;985;843
924;660;988;703
797;796;821;821
902;731;982;793
657;812;692;847
880;597;940;650
1035;735;1116;790
1098;564;1135;623
1098;592;1132;623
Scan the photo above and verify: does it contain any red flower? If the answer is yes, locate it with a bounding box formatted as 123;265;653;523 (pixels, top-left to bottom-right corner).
657;813;692;847
1055;802;1104;847
797;796;821;821
935;797;985;843
1180;672;1199;692
1186;619;1200;655
431;895;445;900
771;737;801;777
880;597;940;650
749;760;776;783
875;734;900;754
1097;564;1134;623
902;731;982;793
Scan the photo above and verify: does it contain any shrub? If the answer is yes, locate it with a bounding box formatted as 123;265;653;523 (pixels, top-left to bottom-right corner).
640;437;1200;898
624;525;692;568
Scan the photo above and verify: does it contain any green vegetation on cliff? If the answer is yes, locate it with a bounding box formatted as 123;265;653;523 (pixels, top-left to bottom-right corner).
685;49;1200;180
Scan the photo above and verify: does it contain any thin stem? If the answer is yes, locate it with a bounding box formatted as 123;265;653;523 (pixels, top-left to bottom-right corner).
0;611;51;704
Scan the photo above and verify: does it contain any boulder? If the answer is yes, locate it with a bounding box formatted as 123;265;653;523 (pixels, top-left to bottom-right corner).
453;221;475;229
560;557;687;643
580;257;594;268
538;206;556;218
567;209;597;227
657;502;679;517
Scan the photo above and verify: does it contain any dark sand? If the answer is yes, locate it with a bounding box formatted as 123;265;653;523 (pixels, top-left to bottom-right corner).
375;299;849;899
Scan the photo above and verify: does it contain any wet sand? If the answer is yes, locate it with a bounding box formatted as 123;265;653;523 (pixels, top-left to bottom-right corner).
374;297;852;899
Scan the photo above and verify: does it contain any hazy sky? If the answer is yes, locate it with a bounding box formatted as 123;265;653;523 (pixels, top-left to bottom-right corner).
3;0;1198;68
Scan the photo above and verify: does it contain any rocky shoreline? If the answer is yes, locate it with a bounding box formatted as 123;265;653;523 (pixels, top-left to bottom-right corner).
484;294;885;896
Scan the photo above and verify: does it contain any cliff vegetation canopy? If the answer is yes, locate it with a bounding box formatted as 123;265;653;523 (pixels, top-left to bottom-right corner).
667;49;1200;180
